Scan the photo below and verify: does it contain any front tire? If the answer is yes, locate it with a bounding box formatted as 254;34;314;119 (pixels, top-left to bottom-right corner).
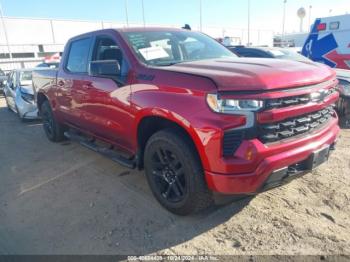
4;95;11;111
41;100;66;142
144;129;213;215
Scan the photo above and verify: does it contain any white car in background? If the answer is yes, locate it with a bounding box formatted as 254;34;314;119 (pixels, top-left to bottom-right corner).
3;69;39;121
335;69;350;121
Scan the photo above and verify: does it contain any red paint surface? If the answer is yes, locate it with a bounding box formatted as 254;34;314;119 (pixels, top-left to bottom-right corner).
33;28;340;195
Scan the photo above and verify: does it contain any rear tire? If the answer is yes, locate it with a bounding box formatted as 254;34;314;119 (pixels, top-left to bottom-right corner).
41;100;66;142
144;129;213;215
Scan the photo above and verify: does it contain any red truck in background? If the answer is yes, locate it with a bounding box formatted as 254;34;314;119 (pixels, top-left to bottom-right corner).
32;28;340;215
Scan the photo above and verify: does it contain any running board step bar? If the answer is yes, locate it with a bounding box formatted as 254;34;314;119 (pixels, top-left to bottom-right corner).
64;131;136;169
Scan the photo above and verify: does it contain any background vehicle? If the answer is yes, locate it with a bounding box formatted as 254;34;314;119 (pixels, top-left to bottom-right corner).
36;62;60;69
335;69;350;123
229;46;311;62
302;14;350;70
0;68;7;93
33;28;339;215
3;69;39;120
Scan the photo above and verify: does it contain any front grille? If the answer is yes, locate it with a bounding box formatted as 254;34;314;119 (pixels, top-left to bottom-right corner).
264;87;337;110
258;106;335;143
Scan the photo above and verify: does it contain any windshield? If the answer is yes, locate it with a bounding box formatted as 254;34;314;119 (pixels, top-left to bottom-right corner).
268;49;311;62
122;30;236;66
20;71;32;82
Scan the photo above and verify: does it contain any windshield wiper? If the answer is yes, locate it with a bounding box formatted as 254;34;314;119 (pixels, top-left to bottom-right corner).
153;61;183;67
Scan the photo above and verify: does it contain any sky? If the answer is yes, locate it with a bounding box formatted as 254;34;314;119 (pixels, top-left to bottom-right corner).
0;0;349;33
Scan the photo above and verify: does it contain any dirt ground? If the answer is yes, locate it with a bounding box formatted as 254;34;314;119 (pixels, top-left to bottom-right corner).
0;95;349;256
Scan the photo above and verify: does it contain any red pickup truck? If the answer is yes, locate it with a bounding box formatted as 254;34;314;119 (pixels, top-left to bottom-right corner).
33;28;340;215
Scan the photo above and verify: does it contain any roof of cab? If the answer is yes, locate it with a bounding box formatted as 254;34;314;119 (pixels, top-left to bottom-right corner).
68;27;188;41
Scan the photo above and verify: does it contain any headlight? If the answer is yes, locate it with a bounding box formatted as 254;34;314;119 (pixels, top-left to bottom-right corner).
206;93;264;113
20;87;34;103
338;79;350;97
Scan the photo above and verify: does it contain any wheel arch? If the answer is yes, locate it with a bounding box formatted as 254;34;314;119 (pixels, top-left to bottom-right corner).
136;112;207;171
36;92;49;112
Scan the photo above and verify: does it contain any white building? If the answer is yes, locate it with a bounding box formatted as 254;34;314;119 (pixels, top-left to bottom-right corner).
0;17;274;71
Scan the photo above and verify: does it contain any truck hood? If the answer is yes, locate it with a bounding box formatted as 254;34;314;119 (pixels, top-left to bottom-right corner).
159;58;335;91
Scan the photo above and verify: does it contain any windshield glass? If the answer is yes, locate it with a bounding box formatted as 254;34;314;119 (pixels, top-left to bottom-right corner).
20;71;32;82
122;30;236;66
268;49;311;62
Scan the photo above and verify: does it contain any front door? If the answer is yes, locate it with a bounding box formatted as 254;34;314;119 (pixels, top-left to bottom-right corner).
80;35;134;153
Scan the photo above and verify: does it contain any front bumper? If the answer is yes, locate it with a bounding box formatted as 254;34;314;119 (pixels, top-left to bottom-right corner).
204;117;340;194
15;96;40;119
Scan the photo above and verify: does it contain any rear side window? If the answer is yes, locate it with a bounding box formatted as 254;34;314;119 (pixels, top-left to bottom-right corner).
66;38;92;73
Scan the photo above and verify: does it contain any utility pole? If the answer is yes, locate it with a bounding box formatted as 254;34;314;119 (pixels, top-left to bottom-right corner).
282;0;287;47
141;0;145;27
0;1;11;59
125;0;129;27
308;5;312;32
199;0;203;31
247;0;251;46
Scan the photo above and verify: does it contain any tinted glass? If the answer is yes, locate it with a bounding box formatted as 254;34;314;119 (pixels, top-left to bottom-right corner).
92;37;129;81
269;49;311;62
20;71;32;81
66;38;92;73
122;30;236;66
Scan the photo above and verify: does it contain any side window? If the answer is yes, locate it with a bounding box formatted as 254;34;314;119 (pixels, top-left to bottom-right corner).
66;38;92;73
92;36;129;82
330;21;340;30
11;72;16;89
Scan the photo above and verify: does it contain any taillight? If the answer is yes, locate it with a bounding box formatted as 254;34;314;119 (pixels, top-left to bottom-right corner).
317;23;327;31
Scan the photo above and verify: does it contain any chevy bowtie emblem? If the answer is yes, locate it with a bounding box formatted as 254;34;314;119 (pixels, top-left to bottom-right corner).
310;89;328;102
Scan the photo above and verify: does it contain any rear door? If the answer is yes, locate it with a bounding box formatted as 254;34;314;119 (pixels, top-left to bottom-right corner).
56;37;93;127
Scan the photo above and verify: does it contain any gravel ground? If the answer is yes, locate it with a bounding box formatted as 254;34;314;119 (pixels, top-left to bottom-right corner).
0;96;349;256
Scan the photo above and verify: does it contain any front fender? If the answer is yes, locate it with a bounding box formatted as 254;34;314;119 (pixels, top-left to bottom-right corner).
133;106;211;170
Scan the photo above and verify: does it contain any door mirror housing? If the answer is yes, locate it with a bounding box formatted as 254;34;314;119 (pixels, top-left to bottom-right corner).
89;60;121;77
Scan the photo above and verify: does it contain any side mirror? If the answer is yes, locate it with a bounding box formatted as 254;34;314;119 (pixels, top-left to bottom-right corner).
89;60;121;77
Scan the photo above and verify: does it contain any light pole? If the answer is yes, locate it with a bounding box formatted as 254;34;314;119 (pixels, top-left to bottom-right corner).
282;0;287;47
141;0;145;27
199;0;202;31
0;1;11;59
247;0;251;46
308;5;312;32
124;0;129;27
